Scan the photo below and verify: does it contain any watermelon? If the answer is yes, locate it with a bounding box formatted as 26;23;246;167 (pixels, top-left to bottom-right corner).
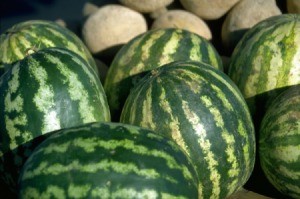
104;28;223;121
228;14;300;121
259;85;300;199
0;47;110;191
19;122;199;199
120;61;256;199
0;20;97;76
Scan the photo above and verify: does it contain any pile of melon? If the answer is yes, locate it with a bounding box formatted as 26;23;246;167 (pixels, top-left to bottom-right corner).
0;0;299;198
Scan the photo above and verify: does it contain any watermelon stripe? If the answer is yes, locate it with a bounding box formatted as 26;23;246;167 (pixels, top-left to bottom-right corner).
200;96;240;177
233;23;273;91
15;35;33;58
29;57;61;133
291;32;300;84
21;186;195;199
181;99;221;199
1;35;9;63
118;32;149;71
143;30;174;70
123;77;197;169
159;76;200;155
207;45;219;69
259;94;299;139
259;85;300;198
44;53;96;123
266;120;299;140
203;66;249;115
276;22;297;87
140;84;156;130
26;132;194;182
262;103;299;139
270;145;300;163
204;68;253;180
68;184;91;198
104;28;223;120
132;29;166;72
5;113;29;151
228;14;300;117
149;72;221;198
22;159;163;180
44;48;109;121
199;68;253;174
119;74;145;123
4;63;26;150
211;84;233;111
120;61;256;199
229;16;286;79
237;119;253;186
8;35;21;63
4;62;21;109
31;23;76;50
0;20;97;76
198;67;252;180
261;158;300;197
158;86;189;155
164;78;230;199
157;30;182;66
11;35;25;60
0;48;111;190
189;34;203;61
44;27;70;44
199;40;211;65
22;28;55;47
90;188;159;199
169;68;203;94
5;93;23;113
256;23;291;94
21;186;65;198
19;122;199;198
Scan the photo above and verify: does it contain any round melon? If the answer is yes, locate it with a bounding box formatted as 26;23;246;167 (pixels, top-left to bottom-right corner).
259;85;300;199
19;122;199;199
104;28;223;121
0;20;97;77
120;60;256;199
0;47;110;191
228;14;300;121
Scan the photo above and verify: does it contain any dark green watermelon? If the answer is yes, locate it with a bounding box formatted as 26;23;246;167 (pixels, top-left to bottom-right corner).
259;85;300;199
0;20;98;76
228;14;300;121
104;28;223;121
19;122;199;199
0;47;110;191
120;60;256;199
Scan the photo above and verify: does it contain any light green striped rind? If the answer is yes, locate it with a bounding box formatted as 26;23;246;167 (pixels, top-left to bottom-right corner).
0;47;110;190
259;85;300;199
104;28;223;121
228;14;300;117
120;61;256;199
19;122;198;199
0;20;97;76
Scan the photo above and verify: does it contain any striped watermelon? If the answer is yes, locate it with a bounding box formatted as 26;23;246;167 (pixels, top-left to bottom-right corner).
19;122;199;199
259;85;300;199
0;47;110;190
0;20;97;76
104;28;223;121
120;61;256;199
228;14;300;120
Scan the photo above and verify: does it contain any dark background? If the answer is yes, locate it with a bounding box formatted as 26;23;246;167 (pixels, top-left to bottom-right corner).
1;0;101;34
0;0;291;198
